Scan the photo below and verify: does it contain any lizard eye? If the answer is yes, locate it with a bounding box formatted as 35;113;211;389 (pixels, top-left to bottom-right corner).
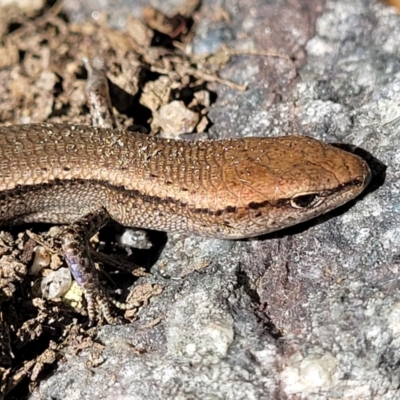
290;193;325;209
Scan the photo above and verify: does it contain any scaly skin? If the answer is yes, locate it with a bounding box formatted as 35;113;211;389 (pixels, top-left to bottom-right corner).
0;122;371;323
0;123;370;237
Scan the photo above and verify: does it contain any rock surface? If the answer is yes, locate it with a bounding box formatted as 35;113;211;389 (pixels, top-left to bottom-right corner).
31;0;400;399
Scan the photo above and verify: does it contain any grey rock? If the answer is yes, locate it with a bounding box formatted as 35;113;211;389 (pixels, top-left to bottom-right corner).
32;0;400;399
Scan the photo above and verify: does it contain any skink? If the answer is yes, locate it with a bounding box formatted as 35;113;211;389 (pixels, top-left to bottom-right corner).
0;123;371;323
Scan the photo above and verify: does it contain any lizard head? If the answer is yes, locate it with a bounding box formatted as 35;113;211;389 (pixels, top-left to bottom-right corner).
208;135;371;238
